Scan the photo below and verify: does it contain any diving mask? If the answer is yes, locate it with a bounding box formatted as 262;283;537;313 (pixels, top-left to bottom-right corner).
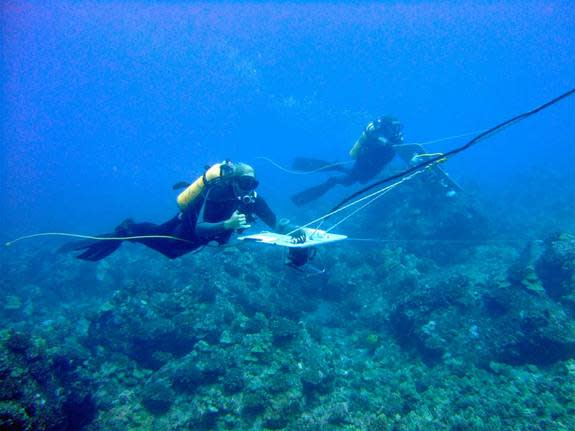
233;175;259;204
235;175;259;192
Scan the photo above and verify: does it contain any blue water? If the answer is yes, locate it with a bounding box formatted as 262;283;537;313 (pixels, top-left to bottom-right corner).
2;1;574;239
3;4;575;429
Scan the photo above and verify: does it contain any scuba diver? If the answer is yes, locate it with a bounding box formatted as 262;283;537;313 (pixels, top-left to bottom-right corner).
291;116;404;206
61;161;306;261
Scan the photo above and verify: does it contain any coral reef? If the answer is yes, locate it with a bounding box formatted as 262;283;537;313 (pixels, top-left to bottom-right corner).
1;183;574;430
536;232;575;300
0;329;95;430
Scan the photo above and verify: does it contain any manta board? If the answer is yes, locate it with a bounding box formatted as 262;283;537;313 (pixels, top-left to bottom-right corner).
238;228;347;248
394;142;464;195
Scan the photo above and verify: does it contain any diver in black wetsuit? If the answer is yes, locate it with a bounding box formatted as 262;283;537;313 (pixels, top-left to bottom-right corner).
62;162;305;261
291;116;403;206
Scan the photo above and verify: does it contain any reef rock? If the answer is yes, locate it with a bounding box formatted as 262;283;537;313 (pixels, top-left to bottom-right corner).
0;330;95;430
536;232;575;299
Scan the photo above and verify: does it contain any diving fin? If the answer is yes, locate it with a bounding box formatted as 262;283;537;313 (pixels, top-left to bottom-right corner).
172;181;191;190
291;178;338;206
292;157;349;174
59;218;134;261
59;234;122;261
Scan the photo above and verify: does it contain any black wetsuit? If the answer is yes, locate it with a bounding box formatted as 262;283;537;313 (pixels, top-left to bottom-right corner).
65;183;277;260
342;132;396;185
291;129;397;206
124;184;277;259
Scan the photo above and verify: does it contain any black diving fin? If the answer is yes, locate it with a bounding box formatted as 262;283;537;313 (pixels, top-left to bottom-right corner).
292;157;349;174
291;178;339;206
172;181;191;190
59;234;123;261
59;219;134;261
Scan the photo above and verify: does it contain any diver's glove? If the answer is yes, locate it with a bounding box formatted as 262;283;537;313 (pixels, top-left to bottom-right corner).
276;218;307;244
289;230;306;244
224;210;251;230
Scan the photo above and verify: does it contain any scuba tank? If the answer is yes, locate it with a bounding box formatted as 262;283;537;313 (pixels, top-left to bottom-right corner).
349;116;402;159
349;121;376;159
349;134;365;159
177;161;234;210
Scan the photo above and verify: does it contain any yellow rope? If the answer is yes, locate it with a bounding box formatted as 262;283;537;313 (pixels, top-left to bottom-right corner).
412;152;445;160
392;128;488;147
5;232;193;247
256;156;353;175
286;163;435;236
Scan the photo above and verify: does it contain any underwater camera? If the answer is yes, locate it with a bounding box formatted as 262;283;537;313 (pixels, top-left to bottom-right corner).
286;246;326;277
287;246;316;268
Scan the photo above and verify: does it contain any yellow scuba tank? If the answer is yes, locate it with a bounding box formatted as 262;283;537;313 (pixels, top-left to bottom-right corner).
177;161;233;210
349;132;367;159
350;121;378;159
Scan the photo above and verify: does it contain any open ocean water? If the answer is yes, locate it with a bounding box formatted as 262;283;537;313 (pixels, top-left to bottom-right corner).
1;2;575;430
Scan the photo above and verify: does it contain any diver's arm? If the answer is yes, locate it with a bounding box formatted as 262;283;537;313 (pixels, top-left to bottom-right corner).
194;191;232;238
194;204;227;238
195;193;251;238
253;196;277;229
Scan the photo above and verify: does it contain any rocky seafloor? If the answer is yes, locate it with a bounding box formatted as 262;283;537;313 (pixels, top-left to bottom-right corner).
1;176;575;431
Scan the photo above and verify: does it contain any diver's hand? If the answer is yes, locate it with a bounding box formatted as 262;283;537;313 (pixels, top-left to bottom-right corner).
224;210;251;230
289;229;307;244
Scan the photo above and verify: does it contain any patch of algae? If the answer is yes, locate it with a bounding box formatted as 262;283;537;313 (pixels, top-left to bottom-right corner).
521;266;545;293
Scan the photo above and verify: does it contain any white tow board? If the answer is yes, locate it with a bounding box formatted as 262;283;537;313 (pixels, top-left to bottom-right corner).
238;228;347;248
394;142;464;193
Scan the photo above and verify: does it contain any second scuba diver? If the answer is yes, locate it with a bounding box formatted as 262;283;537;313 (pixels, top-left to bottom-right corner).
62;161;306;261
291;116;404;206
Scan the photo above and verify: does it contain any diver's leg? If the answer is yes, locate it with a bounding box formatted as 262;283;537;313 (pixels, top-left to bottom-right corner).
127;216;200;259
291;176;349;206
61;216;198;261
337;175;355;186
